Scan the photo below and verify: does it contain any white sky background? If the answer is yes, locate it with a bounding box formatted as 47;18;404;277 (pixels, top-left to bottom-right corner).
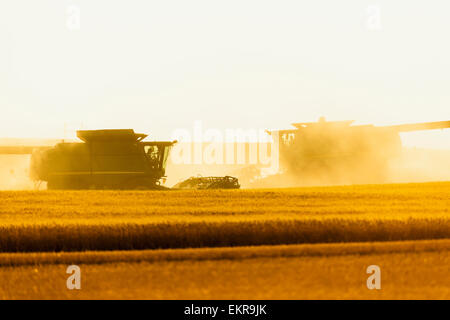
0;0;449;148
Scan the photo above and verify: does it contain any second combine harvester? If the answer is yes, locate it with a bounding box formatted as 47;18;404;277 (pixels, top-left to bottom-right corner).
269;118;450;184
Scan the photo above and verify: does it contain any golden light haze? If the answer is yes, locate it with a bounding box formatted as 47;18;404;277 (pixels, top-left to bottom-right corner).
0;1;449;149
0;2;449;301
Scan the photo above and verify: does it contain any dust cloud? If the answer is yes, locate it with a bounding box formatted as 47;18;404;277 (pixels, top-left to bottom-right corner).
244;122;450;188
388;148;450;183
247;147;450;188
0;155;35;190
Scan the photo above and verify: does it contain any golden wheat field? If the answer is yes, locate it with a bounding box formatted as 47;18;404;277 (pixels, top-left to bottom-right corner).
0;240;449;299
0;182;449;252
0;181;449;299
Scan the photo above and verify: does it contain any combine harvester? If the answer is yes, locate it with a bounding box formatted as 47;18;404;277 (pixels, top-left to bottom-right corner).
268;118;450;184
27;129;177;190
0;129;240;190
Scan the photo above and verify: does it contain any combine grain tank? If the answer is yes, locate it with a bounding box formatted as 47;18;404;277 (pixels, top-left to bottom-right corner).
270;118;450;184
30;129;176;190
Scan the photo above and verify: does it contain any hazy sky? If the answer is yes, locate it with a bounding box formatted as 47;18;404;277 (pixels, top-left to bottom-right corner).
0;0;449;148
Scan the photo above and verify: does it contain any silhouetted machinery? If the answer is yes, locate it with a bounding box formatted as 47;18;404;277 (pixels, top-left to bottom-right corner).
271;118;450;184
30;129;176;189
173;176;240;190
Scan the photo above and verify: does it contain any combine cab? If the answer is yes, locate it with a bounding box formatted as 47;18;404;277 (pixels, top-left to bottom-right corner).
270;118;450;184
30;129;176;190
173;176;240;190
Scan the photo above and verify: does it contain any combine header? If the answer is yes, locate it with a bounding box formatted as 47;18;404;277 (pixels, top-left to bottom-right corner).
173;176;240;190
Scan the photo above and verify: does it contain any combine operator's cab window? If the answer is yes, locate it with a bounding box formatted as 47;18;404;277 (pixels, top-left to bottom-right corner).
144;145;160;169
143;143;173;174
